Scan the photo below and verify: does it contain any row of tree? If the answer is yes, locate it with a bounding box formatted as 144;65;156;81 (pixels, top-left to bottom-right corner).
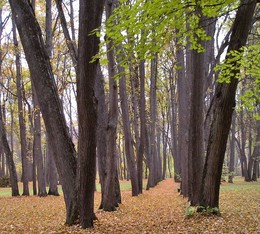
0;0;259;229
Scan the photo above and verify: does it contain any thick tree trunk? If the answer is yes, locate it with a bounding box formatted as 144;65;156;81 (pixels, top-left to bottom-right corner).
77;0;105;228
9;0;78;224
200;0;256;209
188;27;205;205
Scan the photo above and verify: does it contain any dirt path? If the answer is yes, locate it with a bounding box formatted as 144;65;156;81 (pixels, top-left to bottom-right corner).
0;178;259;233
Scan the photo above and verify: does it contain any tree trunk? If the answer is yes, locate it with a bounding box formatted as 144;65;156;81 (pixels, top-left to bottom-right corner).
96;64;108;209
250;120;260;181
33;88;47;196
103;0;121;211
188;16;206;205
0;101;20;196
169;73;180;182
55;0;77;68
200;0;256;210
46;135;59;196
177;44;190;196
137;59;146;194
239;109;250;181
77;0;105;228
12;15;29;196
118;64;139;196
147;55;158;189
228;115;236;183
9;0;78;224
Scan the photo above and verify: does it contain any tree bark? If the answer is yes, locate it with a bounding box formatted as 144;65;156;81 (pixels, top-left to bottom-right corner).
228;115;236;183
32;88;47;196
103;0;121;211
96;64;108;209
12;15;30;196
188;20;206;205
177;44;190;196
147;55;159;189
77;0;105;228
9;0;78;224
46;135;59;196
55;0;77;68
200;0;257;209
119;65;139;196
137;59;146;194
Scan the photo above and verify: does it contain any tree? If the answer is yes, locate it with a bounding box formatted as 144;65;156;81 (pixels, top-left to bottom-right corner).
0;100;20;196
8;0;78;225
77;0;105;228
12;14;29;196
118;58;139;196
102;0;122;211
200;0;257;210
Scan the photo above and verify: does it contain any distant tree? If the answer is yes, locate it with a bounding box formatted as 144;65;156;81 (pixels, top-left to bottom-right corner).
12;15;29;196
228;115;236;183
0;99;20;196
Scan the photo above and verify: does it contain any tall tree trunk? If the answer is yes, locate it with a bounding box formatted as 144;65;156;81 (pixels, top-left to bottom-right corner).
96;64;108;209
188;16;206;205
77;0;105;228
12;15;29;196
33;88;47;196
46;135;59;196
169;70;180;182
200;0;256;210
228;115;236;183
147;55;158;189
103;0;121;211
250;120;260;181
177;45;190;196
239;109;250;181
0;101;20;196
118;57;139;196
55;0;77;68
137;59;146;194
9;0;78;224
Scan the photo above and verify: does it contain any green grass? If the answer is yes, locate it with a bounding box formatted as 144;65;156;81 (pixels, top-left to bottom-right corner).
0;180;147;197
220;179;260;192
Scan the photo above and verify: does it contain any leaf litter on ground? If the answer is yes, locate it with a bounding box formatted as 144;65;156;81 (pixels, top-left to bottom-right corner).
0;177;259;233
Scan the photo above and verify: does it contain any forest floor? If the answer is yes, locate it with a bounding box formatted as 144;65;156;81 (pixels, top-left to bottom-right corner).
0;177;259;233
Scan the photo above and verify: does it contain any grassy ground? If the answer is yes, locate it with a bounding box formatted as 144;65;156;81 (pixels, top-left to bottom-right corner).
0;177;259;233
0;179;143;197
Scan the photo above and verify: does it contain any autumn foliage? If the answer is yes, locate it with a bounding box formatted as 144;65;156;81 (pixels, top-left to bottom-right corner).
0;178;259;233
